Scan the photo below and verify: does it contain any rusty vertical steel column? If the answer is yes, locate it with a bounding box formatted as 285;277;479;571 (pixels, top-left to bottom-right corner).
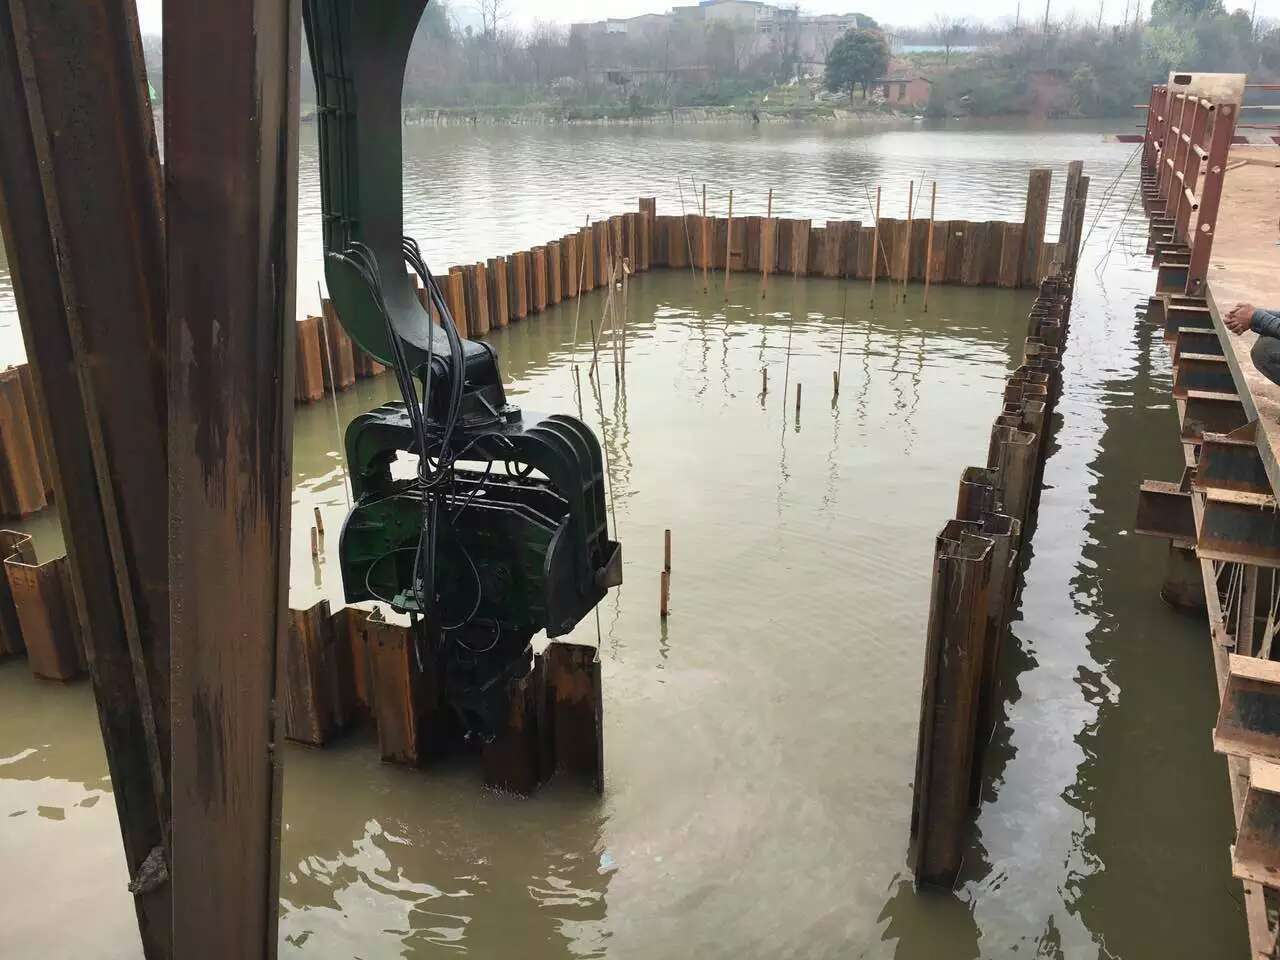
164;0;300;956
910;519;994;886
1185;100;1237;297
1019;169;1053;288
0;2;170;955
1056;160;1083;256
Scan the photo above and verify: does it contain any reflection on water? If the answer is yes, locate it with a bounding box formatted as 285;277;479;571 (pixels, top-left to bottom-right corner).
280;272;1026;959
0;661;140;956
3;116;1121;366
0;120;1244;959
280;739;611;958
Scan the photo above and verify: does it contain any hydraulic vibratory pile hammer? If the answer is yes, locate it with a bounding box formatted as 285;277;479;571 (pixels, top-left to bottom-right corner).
303;0;621;738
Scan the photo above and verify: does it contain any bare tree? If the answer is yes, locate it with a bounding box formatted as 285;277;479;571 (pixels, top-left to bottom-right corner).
814;25;839;64
527;20;567;85
932;15;970;64
709;22;762;74
473;0;508;78
475;0;508;39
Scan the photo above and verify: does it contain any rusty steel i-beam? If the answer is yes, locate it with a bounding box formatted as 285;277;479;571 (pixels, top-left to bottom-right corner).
164;0;301;957
0;2;170;955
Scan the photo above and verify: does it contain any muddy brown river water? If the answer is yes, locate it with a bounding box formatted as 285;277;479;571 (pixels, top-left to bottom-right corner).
0;119;1243;958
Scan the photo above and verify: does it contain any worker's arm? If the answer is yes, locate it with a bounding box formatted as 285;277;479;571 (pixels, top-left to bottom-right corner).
1254;307;1280;339
1225;302;1280;337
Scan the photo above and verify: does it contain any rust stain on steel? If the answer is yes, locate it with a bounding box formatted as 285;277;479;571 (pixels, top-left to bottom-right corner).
910;520;994;887
0;366;48;517
192;686;234;812
0;1;170;955
4;544;85;681
283;601;356;747
164;0;300;956
546;641;605;793
0;529;33;655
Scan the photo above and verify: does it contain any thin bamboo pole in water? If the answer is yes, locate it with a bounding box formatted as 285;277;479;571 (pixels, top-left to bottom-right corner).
614;261;624;386
701;182;709;294
587;251;611;382
610;258;622;383
724;189;734;300
762;188;774;300
870;186;882;307
570;215;590;368
924;183;937;312
676;179;698;287
902;180;914;304
836;282;849;399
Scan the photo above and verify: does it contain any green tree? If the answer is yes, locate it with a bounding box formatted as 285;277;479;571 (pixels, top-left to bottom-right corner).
824;28;890;103
1069;64;1101;115
1142;22;1201;73
1262;26;1280;72
1150;0;1225;21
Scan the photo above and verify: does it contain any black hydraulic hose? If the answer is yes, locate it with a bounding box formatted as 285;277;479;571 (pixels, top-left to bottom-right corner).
340;244;430;468
402;245;465;461
332;244;439;620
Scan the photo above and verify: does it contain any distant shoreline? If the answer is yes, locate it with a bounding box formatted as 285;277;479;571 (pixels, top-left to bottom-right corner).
295;101;1138;127
298;102;925;127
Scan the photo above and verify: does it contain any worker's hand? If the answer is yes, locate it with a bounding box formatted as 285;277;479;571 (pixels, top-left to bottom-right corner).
1225;302;1256;335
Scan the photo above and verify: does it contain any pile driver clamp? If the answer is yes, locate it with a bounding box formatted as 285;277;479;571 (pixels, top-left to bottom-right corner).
303;0;621;738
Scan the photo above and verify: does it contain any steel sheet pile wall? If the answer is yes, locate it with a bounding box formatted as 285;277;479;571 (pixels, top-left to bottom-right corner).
0;174;1073;518
0;529;84;680
278;600;603;797
907;160;1089;887
2;172;1078;790
908;269;1080;886
289;175;1067;407
647;203;1062;289
1131;72;1280;958
0;365;53;517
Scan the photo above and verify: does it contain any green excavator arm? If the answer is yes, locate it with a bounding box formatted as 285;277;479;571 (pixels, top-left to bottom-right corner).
302;0;621;737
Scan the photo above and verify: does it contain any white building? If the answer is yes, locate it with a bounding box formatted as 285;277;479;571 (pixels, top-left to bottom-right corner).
573;1;881;65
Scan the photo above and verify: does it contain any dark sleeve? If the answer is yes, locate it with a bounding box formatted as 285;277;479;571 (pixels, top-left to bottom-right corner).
1251;309;1280;340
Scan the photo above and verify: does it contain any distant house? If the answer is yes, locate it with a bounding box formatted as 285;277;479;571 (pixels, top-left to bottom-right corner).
873;75;932;108
594;64;715;86
671;0;773;27
572;13;670;39
790;13;879;63
573;1;894;72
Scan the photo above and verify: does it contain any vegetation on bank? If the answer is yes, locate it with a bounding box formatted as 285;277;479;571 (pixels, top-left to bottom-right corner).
907;0;1278;118
391;89;900;125
142;0;1278;122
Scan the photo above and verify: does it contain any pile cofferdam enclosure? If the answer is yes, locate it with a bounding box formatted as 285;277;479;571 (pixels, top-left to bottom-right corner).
1;12;1257;956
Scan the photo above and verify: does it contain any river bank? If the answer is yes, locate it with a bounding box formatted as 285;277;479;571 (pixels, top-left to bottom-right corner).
310;102;919;127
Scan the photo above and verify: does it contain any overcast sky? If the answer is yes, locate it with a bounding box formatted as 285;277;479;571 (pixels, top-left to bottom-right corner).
135;0;1270;36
